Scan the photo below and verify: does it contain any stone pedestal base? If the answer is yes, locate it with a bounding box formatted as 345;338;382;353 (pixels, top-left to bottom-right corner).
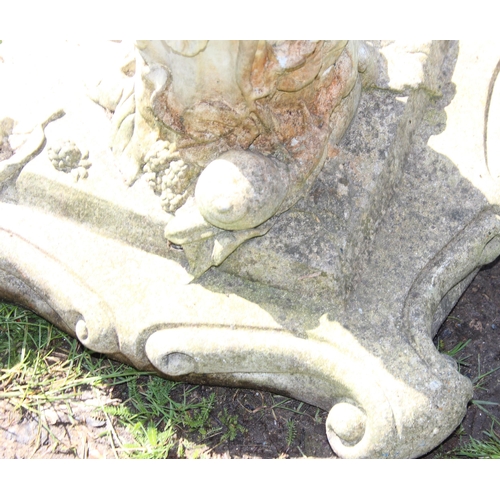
1;40;500;457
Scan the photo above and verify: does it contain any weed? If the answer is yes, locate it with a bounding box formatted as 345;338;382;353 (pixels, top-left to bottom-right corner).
286;418;297;447
314;408;322;424
101;373;218;457
120;421;176;459
218;408;246;442
180;392;215;435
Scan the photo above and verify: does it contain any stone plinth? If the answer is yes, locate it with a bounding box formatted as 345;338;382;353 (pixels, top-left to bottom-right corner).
1;40;499;457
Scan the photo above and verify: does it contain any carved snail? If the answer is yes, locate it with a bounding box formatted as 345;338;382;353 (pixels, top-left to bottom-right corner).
108;41;376;274
195;150;289;231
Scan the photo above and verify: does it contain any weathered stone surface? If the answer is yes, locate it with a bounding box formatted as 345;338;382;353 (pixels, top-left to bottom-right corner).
1;40;500;458
101;40;375;274
195;150;289;231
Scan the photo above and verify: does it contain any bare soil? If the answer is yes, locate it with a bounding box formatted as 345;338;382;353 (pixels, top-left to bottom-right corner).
1;257;500;459
424;257;500;458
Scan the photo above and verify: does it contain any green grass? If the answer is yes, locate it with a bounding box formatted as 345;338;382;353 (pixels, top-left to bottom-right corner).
454;428;500;459
472;356;500;391
438;338;471;370
0;301;323;459
0;301;234;458
286;418;297;448
435;333;500;459
15;299;500;459
443;400;500;459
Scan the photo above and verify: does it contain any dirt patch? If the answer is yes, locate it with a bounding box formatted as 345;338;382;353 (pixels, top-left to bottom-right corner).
0;374;333;460
424;257;500;458
172;386;334;459
2;258;500;459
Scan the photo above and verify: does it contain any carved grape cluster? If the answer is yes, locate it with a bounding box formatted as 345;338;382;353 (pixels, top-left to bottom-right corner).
47;140;91;181
143;140;197;213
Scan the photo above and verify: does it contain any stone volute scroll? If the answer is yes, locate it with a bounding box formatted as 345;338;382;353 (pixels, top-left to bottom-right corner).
1;40;500;458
